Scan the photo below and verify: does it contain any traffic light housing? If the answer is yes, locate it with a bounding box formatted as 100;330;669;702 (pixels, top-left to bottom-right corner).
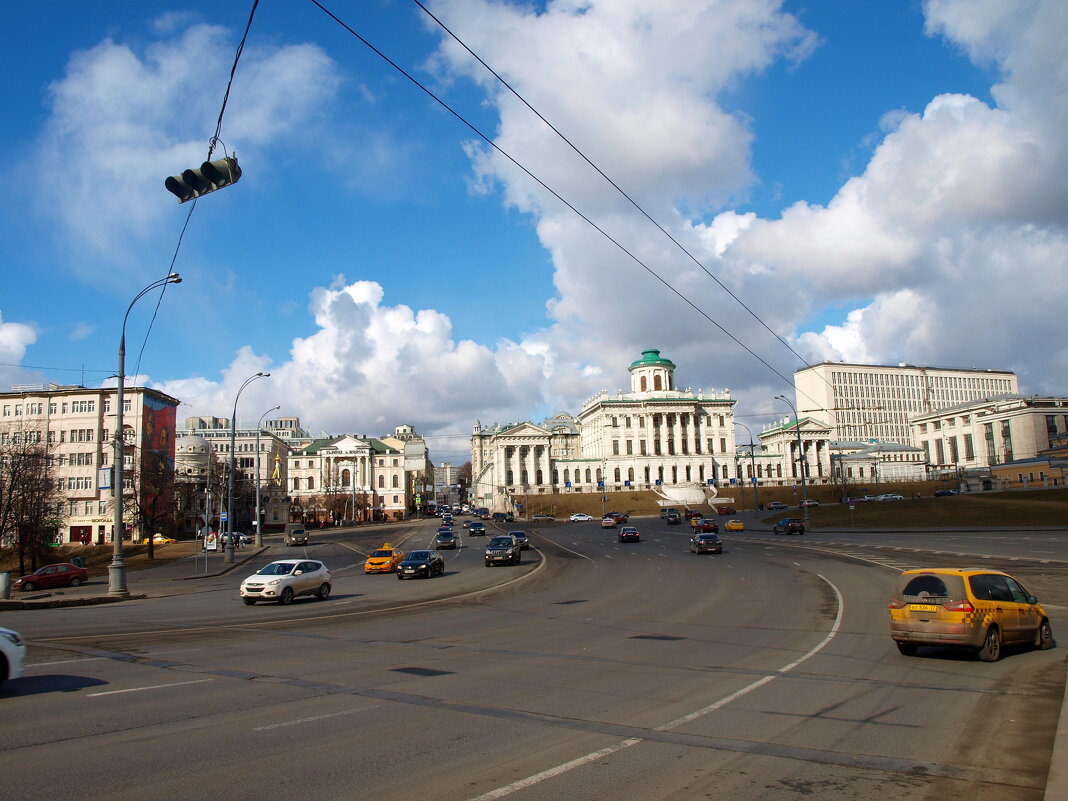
165;155;242;203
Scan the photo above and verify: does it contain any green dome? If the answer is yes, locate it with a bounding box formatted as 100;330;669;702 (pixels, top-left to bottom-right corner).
629;349;675;371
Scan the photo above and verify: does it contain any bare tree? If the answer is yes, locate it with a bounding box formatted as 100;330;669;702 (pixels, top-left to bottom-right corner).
0;426;62;576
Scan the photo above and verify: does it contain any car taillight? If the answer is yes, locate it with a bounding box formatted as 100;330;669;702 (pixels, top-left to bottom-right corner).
943;600;974;613
888;598;906;609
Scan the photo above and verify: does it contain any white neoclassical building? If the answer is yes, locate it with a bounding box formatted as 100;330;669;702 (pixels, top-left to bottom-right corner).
471;350;738;511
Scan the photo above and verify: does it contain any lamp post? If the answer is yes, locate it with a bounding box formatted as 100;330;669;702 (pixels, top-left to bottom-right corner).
734;421;760;513
110;273;182;596
775;395;810;524
254;404;280;547
227;372;270;562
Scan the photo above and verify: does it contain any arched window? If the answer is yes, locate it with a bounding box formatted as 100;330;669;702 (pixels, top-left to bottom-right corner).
308;476;314;490
685;465;691;482
644;466;650;483
595;468;602;483
506;470;514;484
378;475;385;488
640;376;647;391
564;469;570;483
292;477;300;491
654;375;663;390
535;469;543;485
627;467;634;481
585;468;592;483
392;475;399;488
614;468;621;482
342;468;351;487
671;466;678;483
552;469;559;485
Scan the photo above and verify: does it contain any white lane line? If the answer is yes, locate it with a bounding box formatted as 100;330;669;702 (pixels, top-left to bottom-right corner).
465;574;845;801
88;678;214;697
253;706;372;731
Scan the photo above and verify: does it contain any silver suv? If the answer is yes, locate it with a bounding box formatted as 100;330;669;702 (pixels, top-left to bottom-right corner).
485;535;521;566
240;559;331;605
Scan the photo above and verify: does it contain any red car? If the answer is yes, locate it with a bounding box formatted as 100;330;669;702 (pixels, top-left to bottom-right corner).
716;506;736;515
684;509;703;520
691;518;719;533
14;563;89;592
605;512;629;524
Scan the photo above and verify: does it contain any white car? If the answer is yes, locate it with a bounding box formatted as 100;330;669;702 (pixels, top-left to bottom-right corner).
569;513;594;522
240;560;332;605
0;627;26;689
877;493;904;501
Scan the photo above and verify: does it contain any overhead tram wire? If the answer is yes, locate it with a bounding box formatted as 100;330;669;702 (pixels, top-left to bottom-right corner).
132;0;261;382
309;0;798;391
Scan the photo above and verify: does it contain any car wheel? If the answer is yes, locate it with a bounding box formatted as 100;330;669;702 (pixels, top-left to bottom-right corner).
978;626;1001;662
279;587;294;605
70;577;83;587
1035;619;1054;651
22;581;35;592
242;598;256;605
317;583;331;601
397;574;405;580
896;641;917;656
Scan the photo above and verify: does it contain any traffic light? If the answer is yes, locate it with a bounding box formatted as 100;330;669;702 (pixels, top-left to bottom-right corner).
165;155;242;203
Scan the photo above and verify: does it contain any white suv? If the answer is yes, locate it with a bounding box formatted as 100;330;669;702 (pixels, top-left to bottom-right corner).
240;560;331;605
1;627;26;690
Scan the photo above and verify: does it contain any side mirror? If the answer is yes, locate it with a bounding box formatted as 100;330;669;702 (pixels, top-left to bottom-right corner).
1028;595;1039;604
294;570;303;575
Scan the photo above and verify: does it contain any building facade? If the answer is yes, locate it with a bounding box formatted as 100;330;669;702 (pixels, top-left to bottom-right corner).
794;362;1019;446
470;350;737;511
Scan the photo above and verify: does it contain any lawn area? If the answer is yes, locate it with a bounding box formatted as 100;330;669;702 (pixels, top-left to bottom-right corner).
0;541;196;578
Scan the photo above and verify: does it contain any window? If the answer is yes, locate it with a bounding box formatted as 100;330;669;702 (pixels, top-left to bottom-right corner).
378;475;385;488
308;476;314;490
653;375;662;390
719;437;726;453
392;475;399;488
640;376;647;391
612;440;619;456
626;440;633;455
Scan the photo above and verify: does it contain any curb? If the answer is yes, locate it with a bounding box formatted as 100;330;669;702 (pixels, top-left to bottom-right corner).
0;593;147;610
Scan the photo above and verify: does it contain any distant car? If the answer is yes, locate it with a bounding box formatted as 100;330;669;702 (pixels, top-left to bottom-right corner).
435;530;458;549
683;509;703;520
142;533;177;544
462;519;471;528
934;489;959;497
618;526;640;543
799;499;820;508
14;563;89;592
877;494;904;501
659;507;681;520
437;525;452;535
606;512;629;523
691;518;719;533
240;559;331;605
365;544;405;573
439;519;454;528
773;518;805;535
397;550;445;579
491;512;514;522
283;524;309;546
690;532;722;554
531;514;555;522
485;535;521;566
665;512;682;525
724;519;745;532
716;506;736;516
601;517;617;528
570;513;594;522
765;501;788;511
0;627;26;689
509;530;530;550
239;533;255;545
889;567;1053;661
468;521;486;536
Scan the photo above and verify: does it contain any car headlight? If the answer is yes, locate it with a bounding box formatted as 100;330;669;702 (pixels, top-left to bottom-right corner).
2;630;24;647
266;578;283;586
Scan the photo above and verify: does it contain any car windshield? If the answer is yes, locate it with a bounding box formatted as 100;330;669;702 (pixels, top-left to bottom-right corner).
371;550;394;558
698;534;718;541
258;562;295;576
437;532;453;538
489;537;513;547
406;551;432;560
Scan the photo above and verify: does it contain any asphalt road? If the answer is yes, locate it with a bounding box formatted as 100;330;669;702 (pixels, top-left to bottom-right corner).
1;517;1065;801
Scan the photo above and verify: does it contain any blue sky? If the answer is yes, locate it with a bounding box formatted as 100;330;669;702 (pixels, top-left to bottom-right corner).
1;0;1065;464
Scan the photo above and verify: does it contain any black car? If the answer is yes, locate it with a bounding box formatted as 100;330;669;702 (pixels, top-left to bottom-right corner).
435;530;458;549
490;512;515;523
397;550;445;579
934;489;959;497
468;521;486;536
485;535;521;566
690;532;722;554
508;530;530;550
773;518;805;535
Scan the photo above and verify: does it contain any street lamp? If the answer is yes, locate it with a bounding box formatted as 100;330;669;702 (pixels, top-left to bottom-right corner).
110;273;182;597
227;372;270;562
254;404;280;547
734;421;760;513
775;395;810;524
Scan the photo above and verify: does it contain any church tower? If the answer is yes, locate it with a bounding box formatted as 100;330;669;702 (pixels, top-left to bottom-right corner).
629;349;676;393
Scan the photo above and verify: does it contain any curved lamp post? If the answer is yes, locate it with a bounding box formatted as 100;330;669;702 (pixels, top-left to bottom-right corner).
226;372;270;562
734;421;760;513
110;273;182;597
254;404;280;547
775;394;810;523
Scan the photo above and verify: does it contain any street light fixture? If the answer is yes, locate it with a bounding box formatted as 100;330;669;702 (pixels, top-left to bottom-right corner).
775;394;810;524
734;421;760;513
110;273;182;597
227;372;270;562
254;404;280;547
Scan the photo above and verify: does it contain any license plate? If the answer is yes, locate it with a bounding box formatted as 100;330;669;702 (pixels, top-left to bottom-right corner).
909;604;938;612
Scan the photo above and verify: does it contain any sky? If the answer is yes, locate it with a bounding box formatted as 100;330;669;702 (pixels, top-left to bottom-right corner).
1;0;1065;465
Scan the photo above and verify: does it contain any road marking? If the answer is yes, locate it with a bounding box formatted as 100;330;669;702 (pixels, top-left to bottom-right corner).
465;574;845;801
88;678;213;697
253;706;371;731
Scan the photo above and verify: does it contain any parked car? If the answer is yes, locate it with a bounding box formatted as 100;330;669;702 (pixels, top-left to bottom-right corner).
14;563;89;592
600;517;617;529
434;530;458;549
765;501;788;511
690;532;722;554
364;543;405;573
0;627;26;689
934;489;959;497
485;535;521;566
665;511;682;525
691;518;719;533
716;506;737;516
240;559;331;605
659;507;681;520
799;499;820;508
283;524;309;546
509;530;531;550
877;494;904;501
570;513;594;522
724;519;745;532
773;518;805;535
617;526;640;543
397;550;445;579
888;568;1053;661
468;521;486;536
531;514;555;522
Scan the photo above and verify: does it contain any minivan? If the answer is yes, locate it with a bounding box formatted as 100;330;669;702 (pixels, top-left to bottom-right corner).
283;524;309;546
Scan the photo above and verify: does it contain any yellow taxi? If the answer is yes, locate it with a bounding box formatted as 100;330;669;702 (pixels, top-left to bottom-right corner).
142;533;177;544
724;519;745;532
365;543;405;574
888;567;1053;661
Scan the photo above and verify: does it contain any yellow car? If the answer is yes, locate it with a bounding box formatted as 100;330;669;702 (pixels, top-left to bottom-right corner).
888;567;1053;661
143;534;177;544
365;543;405;574
724;519;745;532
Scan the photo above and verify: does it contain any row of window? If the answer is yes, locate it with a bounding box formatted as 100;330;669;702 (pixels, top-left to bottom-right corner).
1;399;131;417
607;413;728;429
